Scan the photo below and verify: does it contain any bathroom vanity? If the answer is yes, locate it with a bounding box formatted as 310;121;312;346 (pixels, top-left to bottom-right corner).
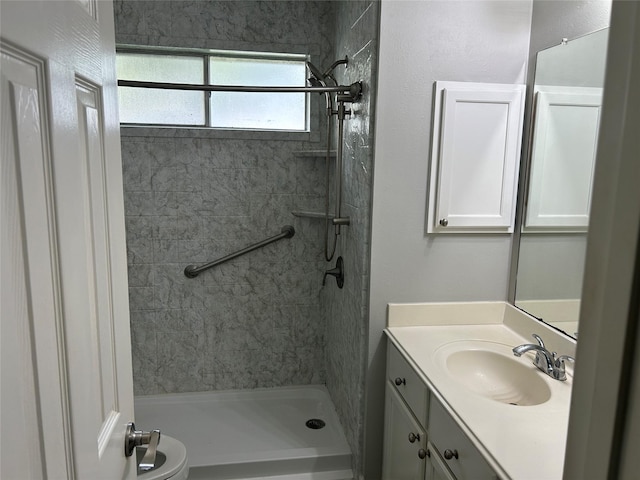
382;302;575;480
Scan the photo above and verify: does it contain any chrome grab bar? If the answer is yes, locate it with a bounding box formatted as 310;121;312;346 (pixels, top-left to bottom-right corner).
184;225;295;278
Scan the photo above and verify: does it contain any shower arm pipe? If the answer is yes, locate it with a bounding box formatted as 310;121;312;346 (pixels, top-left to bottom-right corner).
117;80;363;100
183;225;295;278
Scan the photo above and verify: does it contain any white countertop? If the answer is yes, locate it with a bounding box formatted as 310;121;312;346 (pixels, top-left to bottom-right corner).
385;302;575;480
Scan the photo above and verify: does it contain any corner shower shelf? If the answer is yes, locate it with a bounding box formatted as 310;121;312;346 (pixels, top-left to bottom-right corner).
293;149;337;158
292;210;335;220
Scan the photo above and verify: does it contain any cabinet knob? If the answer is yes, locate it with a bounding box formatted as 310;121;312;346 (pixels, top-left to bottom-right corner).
439;218;449;227
418;448;428;460
444;449;459;460
408;432;420;443
394;377;406;386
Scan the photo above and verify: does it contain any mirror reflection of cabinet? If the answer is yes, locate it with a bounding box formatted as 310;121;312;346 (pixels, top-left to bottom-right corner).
524;86;602;232
514;27;609;338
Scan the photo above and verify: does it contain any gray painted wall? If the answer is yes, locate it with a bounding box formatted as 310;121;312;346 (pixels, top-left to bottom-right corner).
365;1;533;477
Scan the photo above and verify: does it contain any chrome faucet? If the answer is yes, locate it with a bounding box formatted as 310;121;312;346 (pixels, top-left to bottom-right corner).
512;334;575;381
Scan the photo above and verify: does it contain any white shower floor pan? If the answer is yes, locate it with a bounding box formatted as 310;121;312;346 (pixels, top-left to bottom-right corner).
135;385;353;480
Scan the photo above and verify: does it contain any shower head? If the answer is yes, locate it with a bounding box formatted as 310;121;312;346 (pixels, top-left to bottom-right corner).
306;57;349;88
306;61;326;87
307;76;324;88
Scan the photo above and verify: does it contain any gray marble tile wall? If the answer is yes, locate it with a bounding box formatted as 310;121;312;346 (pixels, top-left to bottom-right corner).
123;137;333;394
321;2;379;477
114;0;338;395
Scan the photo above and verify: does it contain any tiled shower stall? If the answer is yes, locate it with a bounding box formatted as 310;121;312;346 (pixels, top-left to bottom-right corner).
115;1;378;475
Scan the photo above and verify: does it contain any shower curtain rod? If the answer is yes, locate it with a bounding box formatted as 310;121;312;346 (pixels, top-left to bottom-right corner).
118;79;363;98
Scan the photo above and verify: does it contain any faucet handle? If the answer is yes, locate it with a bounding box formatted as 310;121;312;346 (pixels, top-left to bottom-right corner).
532;333;545;348
553;355;575;381
555;354;575;368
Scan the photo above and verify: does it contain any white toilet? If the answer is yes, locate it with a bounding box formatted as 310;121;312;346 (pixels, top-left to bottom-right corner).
137;435;189;480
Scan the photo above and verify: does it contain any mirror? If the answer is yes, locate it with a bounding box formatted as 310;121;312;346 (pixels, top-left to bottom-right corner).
514;28;609;339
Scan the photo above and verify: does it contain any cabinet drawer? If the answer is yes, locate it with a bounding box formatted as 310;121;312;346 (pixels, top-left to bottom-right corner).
429;398;496;480
388;343;429;426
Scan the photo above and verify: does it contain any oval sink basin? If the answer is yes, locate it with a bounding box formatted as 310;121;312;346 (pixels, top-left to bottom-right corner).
435;341;552;406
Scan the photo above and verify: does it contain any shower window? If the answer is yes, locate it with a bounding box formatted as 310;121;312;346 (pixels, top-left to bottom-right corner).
209;57;306;130
116;46;309;132
117;53;205;125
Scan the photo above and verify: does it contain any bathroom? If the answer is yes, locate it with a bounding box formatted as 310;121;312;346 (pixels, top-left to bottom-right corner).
3;0;640;479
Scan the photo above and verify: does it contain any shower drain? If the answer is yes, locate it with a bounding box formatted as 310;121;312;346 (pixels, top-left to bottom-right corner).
305;418;326;430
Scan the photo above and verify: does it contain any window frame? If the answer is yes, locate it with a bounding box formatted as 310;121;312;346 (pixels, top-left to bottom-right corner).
116;44;311;132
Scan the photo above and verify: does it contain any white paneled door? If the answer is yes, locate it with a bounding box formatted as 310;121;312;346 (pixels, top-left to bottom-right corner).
1;1;135;479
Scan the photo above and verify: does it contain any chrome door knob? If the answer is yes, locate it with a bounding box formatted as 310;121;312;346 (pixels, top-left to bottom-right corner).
439;218;448;227
124;422;161;471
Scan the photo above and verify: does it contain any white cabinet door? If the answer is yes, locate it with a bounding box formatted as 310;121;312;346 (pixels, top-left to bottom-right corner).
425;443;456;480
1;1;135;478
428;81;525;233
382;382;428;480
428;398;496;480
524;87;602;232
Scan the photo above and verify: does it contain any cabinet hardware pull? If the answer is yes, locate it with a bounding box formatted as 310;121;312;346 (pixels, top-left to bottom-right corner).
439;218;448;227
408;432;420;443
418;449;428;459
444;449;459;460
394;377;406;386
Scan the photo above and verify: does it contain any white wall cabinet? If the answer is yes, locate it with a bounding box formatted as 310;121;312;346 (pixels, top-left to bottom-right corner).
524;86;602;232
427;81;526;233
383;341;498;480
